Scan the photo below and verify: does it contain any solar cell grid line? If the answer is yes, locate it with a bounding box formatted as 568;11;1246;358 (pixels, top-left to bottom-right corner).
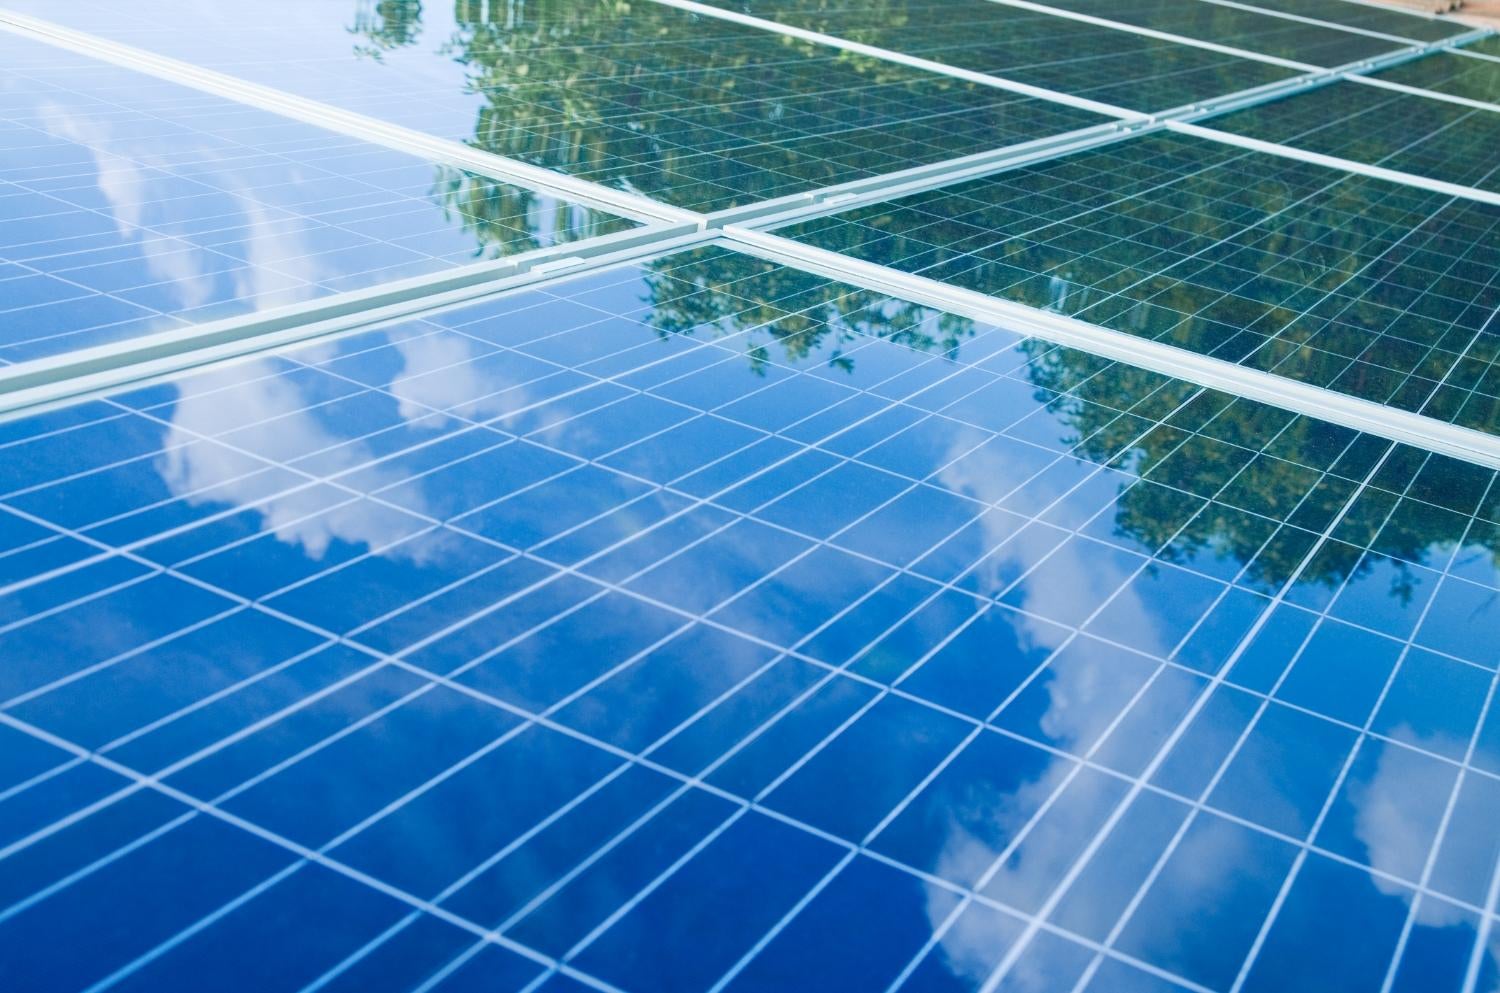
0;0;1114;214
688;389;1354;993
698;21;1500;232
1248;451;1500;993
2;417;1488;993
768;131;1500;437
0;13;1494;993
0;711;613;993
0;366;1218;993
1461;37;1500;60
0;253;1128;720
1196;0;1439;45
0;361;1326;993
980;0;1410;66
0;8;705;227
660;0;1299;113
1317;473;1500;993
1066;447;1498;993
1213;0;1472;43
0;29;645;365
528;359;1242;989
1374;50;1500;106
640;0;1149;119
1198;81;1500;194
1160;120;1500;209
0;270;1308;900
963;437;1458;993
2;250;1500;990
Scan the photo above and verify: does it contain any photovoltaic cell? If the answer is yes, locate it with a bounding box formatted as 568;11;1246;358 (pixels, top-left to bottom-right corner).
0;31;637;363
1208;80;1500;192
1375;50;1500;105
1011;0;1409;66
774;132;1500;434
692;0;1297;111
1;245;1498;992
1228;0;1469;42
0;0;1108;212
1465;35;1500;58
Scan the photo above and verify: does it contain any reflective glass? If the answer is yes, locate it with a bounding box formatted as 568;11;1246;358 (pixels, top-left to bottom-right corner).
1231;0;1469;42
1465;36;1500;58
1209;80;1500;192
1376;50;1500;105
3;244;1499;992
1013;0;1406;66
0;31;637;363
775;132;1500;434
693;0;1295;111
0;0;1106;211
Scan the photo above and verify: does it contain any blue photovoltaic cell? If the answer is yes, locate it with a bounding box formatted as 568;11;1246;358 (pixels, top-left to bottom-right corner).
2;245;1499;992
0;31;638;363
0;0;1108;212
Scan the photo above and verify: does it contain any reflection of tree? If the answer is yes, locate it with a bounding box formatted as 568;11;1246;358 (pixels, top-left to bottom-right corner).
350;0;424;60
430;165;636;258
430;0;1081;210
639;245;973;375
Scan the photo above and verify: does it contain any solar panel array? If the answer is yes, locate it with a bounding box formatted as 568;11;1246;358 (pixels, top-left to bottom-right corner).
1;2;1499;993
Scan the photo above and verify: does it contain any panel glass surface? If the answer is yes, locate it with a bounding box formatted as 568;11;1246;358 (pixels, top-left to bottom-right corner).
1466;35;1500;58
2;245;1499;993
0;0;1107;212
693;0;1296;112
1376;50;1500;105
1209;80;1500;192
0;31;637;364
1016;0;1407;66
775;132;1500;434
1230;0;1469;42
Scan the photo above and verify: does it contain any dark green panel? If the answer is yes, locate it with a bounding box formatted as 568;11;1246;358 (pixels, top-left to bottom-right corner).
1376;51;1500;104
1021;0;1406;65
1232;0;1468;42
1209;80;1500;192
695;0;1295;111
776;133;1500;434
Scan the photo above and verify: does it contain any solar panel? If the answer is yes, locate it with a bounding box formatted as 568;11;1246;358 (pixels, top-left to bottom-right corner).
689;0;1298;111
0;0;1109;212
1225;0;1470;42
5;243;1497;993
995;0;1410;65
1207;81;1500;192
1375;50;1500;105
2;2;1499;992
773;132;1500;433
0;31;640;363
